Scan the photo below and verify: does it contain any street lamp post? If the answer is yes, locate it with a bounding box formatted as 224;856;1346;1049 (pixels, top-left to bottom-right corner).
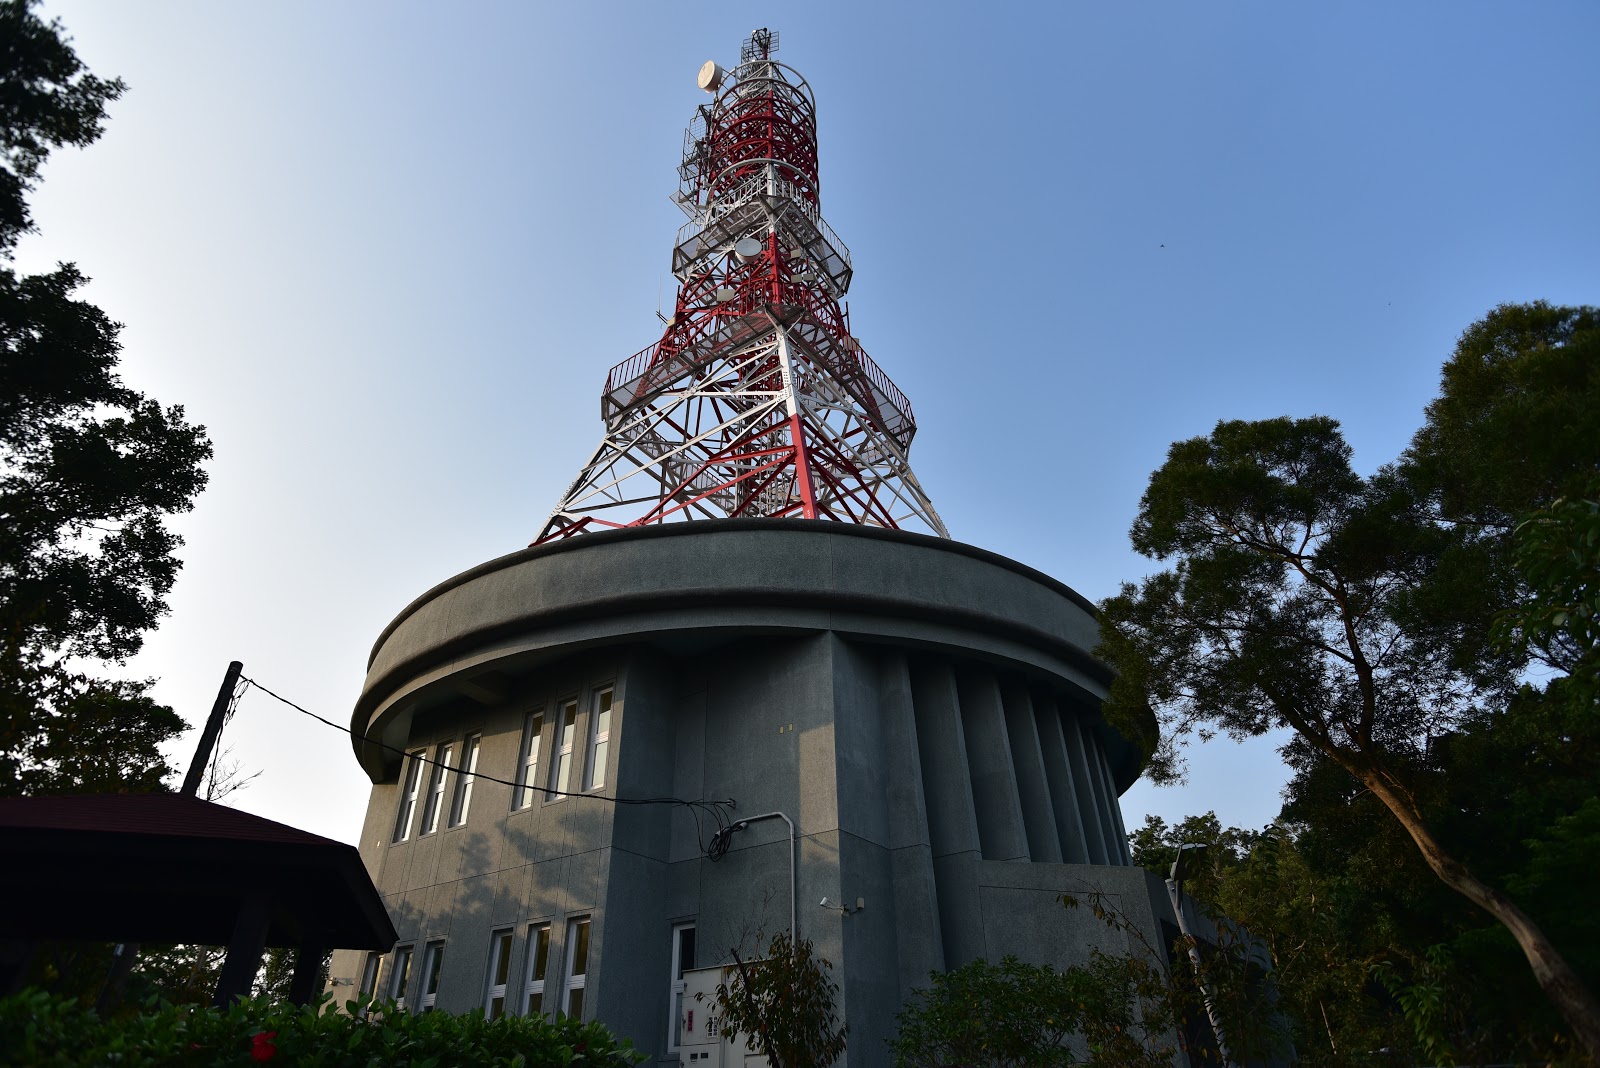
1167;842;1236;1067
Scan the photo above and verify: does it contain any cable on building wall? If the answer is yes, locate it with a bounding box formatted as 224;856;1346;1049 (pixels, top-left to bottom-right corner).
237;675;739;857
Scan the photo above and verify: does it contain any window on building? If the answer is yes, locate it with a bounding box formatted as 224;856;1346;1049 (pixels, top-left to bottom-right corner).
562;916;590;1019
524;922;551;1016
449;734;481;827
392;754;425;843
419;940;446;1012
514;712;544;809
549;699;578;797
420;742;454;835
667;922;697;1052
583;688;613;791
357;951;383;1016
389;944;414;1010
484;928;514;1020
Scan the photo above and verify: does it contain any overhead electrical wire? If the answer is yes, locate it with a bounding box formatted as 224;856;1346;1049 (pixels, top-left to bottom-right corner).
237;675;738;858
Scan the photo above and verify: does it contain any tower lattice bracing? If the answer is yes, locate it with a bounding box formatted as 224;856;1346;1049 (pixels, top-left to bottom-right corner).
536;29;947;543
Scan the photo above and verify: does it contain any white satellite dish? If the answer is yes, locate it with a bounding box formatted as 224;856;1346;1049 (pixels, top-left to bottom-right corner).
734;237;764;261
697;60;725;93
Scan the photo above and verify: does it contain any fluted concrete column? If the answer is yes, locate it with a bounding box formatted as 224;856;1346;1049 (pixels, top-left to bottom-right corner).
1094;742;1133;864
955;669;1029;863
1060;707;1110;864
878;651;944;986
1078;721;1122;864
1000;681;1061;863
1034;697;1091;864
910;660;985;967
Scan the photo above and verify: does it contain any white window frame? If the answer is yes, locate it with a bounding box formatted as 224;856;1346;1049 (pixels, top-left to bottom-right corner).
667;922;696;1053
514;711;544;809
562;916;591;1019
549;698;579;799
420;742;454;835
524;921;551;1016
449;734;481;827
389;943;414;1010
392;753;425;842
419;939;446;1013
357;951;383;1016
484;928;514;1020
583;687;614;791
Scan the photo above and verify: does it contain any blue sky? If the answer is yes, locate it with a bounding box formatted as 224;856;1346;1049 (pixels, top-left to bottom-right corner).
24;2;1599;843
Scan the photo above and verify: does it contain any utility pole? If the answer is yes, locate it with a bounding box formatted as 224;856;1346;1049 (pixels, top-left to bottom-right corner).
98;661;244;1015
181;661;243;798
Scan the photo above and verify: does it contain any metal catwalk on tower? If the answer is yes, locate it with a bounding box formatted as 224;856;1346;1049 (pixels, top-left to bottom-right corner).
536;28;947;544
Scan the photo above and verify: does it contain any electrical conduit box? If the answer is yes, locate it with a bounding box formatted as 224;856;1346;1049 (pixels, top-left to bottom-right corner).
679;964;770;1067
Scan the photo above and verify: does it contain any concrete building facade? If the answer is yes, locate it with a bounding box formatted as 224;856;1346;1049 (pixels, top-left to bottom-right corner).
331;520;1187;1063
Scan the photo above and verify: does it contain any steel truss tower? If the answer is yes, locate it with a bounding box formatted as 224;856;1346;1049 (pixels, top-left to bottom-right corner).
536;29;947;544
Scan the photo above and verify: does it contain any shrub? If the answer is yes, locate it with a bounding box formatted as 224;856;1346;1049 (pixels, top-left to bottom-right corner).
0;988;645;1067
886;953;1175;1068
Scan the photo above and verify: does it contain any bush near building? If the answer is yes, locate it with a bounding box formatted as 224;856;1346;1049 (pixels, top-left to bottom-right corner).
0;989;645;1067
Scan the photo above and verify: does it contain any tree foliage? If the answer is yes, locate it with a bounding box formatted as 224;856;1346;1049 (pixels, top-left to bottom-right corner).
0;0;210;796
887;953;1174;1068
0;988;646;1067
0;0;125;253
1496;482;1600;692
702;930;847;1068
1134;787;1600;1065
1102;301;1600;1059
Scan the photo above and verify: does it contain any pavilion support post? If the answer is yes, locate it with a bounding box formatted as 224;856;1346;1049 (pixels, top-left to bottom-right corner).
288;937;327;1006
0;939;36;997
213;890;272;1007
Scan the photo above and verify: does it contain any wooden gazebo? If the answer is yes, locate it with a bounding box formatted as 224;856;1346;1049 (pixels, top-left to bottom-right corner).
0;793;395;1006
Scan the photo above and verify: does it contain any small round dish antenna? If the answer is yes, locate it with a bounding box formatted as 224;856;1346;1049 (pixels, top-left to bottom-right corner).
697;61;725;93
734;237;764;261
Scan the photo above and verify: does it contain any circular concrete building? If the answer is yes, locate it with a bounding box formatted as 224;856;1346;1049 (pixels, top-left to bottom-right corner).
332;521;1167;1062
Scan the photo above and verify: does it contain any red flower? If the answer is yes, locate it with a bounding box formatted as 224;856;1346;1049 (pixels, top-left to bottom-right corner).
250;1031;278;1062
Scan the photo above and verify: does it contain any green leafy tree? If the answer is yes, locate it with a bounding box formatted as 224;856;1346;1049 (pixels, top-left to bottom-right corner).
1133;810;1429;1063
1098;303;1600;1057
887;953;1175;1068
0;0;211;796
0;0;125;254
701;930;847;1068
1496;483;1600;694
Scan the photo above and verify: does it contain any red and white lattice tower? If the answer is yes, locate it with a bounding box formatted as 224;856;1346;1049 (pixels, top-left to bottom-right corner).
535;28;947;544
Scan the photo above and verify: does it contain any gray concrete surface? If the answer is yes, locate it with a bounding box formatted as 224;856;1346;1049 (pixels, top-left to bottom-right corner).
328;521;1190;1065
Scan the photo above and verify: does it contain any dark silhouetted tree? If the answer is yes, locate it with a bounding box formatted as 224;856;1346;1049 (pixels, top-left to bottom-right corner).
1098;303;1600;1058
0;0;211;795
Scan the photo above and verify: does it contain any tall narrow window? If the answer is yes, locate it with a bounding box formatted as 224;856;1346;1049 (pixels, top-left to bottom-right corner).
358;952;383;1016
419;940;445;1012
562;916;590;1019
549;699;578;797
392;753;425;842
389;944;414;1009
449;734;481;827
667;923;697;1052
524;922;551;1016
484;928;514;1020
583;688;613;791
420;743;453;835
514;712;544;809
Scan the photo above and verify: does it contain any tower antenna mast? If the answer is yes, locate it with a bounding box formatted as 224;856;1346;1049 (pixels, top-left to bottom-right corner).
536;28;946;543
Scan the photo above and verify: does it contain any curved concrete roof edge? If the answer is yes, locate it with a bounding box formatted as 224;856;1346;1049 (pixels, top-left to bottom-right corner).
366;519;1100;671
